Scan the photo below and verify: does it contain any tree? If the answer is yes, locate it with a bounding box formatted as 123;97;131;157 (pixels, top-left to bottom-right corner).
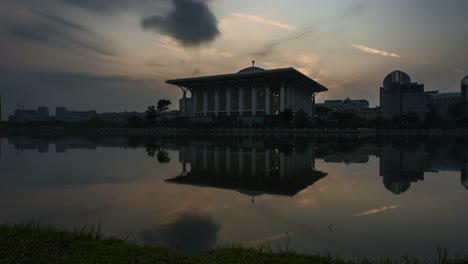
157;99;171;117
145;105;159;124
157;148;171;163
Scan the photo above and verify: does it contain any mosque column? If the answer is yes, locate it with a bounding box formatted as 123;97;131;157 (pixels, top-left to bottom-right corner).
215;88;220;117
265;84;271;115
227;85;232;116
239;85;244;116
239;147;244;173
226;147;231;173
214;147;219;173
280;82;286;112
251;148;257;176
264;149;270;178
203;89;208;117
252;84;257;116
279;152;285;179
192;91;197;117
203;146;208;171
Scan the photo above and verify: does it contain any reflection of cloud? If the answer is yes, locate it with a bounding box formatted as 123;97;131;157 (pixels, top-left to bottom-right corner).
350;44;401;58
232;13;298;31
141;214;219;254
354;204;399;217
248;232;294;245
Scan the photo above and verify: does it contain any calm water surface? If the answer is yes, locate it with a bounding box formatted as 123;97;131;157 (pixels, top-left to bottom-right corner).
0;134;467;259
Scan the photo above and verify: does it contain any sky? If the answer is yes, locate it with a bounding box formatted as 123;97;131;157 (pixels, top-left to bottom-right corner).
1;0;468;119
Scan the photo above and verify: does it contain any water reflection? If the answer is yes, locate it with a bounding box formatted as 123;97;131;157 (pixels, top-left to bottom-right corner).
5;135;468;196
2;134;468;259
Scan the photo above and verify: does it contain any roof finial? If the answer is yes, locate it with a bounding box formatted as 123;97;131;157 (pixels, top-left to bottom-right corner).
252;60;255;71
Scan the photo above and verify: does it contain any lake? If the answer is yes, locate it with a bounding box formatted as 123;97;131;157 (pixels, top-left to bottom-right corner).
0;134;467;260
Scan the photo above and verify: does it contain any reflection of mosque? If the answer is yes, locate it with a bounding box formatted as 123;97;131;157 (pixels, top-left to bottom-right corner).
166;140;327;198
7;135;468;196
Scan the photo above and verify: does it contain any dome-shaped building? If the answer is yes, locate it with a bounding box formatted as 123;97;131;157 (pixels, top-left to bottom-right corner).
380;70;425;119
383;70;412;88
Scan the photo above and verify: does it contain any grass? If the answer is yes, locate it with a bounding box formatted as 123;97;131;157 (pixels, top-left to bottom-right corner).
0;223;467;264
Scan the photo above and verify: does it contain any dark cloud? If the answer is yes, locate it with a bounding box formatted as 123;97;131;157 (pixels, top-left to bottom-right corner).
38;12;90;33
141;214;219;254
142;0;220;46
7;13;115;57
59;0;128;12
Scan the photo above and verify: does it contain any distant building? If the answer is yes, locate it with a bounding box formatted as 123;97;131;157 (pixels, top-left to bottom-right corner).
55;107;96;123
462;75;468;118
9;106;50;123
426;92;461;120
97;111;145;124
357;107;383;120
166;65;328;126
380;70;426;120
317;98;369;112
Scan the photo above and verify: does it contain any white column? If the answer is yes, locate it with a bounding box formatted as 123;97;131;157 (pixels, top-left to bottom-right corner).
239;148;244;172
252;84;257;116
251;148;256;176
203;146;208;171
280;83;285;112
214;147;219;173
182;92;187;117
215;88;219;117
192;91;197;117
265;85;270;115
227;86;232;116
239;85;244;116
264;149;270;177
203;89;208;116
226;147;231;172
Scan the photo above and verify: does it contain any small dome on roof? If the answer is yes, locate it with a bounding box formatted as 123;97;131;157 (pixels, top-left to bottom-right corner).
238;66;265;73
383;70;411;87
344;97;351;102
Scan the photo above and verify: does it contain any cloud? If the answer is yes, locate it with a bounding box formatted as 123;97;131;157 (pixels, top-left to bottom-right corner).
353;204;399;217
141;214;219;254
350;44;401;58
7;13;115;57
142;0;220;46
232;13;299;31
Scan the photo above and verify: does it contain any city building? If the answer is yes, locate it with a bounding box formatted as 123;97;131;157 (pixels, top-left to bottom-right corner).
462;75;468;118
166;65;328;126
9;106;50;123
426;92;461;120
380;70;426;120
9;106;96;123
317;98;369;112
55;107;96;123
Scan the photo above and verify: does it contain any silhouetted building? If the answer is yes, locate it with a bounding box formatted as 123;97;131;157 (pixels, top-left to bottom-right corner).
9;106;50;123
461;75;468;118
55;107;96;123
317;98;369;112
380;71;426;120
426;92;461;120
166;65;328;126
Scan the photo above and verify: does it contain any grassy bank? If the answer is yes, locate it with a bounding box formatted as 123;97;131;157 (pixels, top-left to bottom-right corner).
0;223;466;264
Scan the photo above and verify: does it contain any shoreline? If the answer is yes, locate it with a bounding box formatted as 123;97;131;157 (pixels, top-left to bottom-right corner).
0;223;464;263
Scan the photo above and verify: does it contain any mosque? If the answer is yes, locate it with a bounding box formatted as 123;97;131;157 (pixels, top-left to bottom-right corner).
166;63;328;126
